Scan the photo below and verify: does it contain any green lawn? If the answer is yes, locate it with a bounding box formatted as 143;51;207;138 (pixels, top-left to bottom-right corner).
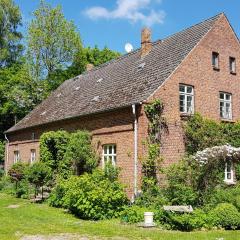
0;193;240;240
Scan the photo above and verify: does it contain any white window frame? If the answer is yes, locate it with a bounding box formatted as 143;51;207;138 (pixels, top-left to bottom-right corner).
14;150;20;163
229;57;236;73
220;92;232;120
102;144;116;168
212;52;219;69
224;161;234;184
179;84;194;114
30;149;36;163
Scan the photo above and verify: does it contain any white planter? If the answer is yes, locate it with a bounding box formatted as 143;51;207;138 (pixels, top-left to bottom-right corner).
144;212;154;226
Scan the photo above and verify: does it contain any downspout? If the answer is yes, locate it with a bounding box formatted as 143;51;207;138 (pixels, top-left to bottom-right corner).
132;104;138;199
4;134;9;175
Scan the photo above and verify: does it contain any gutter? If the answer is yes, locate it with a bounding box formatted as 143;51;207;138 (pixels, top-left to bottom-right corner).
132;104;139;199
4;134;9;175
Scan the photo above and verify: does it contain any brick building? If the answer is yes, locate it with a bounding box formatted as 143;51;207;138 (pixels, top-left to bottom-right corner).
5;13;240;197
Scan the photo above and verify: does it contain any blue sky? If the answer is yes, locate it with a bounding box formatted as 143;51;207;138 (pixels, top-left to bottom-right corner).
15;0;240;53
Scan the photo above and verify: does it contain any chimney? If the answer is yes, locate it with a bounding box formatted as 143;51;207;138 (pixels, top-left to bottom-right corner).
141;28;152;57
86;63;94;71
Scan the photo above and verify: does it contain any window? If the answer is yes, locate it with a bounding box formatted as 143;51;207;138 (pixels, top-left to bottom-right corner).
30;149;36;163
179;84;194;114
31;132;35;140
102;144;116;167
212;52;219;69
229;57;236;74
224;161;234;183
220;92;232;120
14;150;20;163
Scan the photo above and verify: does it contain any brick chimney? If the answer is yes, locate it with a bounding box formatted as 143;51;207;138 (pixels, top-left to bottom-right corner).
141;28;152;57
86;63;94;71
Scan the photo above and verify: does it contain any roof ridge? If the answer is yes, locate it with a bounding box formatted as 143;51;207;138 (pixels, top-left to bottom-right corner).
76;13;223;78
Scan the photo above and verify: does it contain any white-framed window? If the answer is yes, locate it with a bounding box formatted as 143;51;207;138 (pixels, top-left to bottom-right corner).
14;150;20;163
179;84;194;114
224;161;234;183
30;149;36;163
229;57;236;74
102;144;116;168
212;52;219;69
220;92;232;120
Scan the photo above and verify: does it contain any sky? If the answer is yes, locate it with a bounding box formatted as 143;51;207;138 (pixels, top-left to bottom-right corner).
15;0;240;53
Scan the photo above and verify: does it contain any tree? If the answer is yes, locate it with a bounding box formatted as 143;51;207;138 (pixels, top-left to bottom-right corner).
27;0;83;81
0;61;47;140
0;0;23;67
26;162;51;199
0;140;4;166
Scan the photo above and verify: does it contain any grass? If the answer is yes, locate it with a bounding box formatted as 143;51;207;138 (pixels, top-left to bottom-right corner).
0;193;240;240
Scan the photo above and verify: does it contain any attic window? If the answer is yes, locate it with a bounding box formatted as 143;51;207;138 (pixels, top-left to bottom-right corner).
212;52;219;70
97;78;103;83
75;87;80;91
92;96;100;102
229;57;236;74
137;62;146;71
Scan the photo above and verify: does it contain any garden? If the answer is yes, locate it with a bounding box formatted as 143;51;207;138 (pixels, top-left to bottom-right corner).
1;101;240;238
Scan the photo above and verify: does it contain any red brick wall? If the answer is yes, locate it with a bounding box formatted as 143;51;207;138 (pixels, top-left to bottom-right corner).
142;15;240;168
6;107;136;197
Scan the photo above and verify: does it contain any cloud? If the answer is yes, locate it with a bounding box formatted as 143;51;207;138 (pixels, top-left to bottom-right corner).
84;0;165;26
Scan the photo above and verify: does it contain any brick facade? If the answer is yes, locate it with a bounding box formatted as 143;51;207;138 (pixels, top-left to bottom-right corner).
5;15;240;198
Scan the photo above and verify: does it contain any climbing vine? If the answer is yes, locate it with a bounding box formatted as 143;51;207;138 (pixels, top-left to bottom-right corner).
142;99;168;189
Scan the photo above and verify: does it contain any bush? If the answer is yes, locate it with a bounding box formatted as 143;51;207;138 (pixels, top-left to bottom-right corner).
49;169;128;220
63;131;98;176
163;209;210;231
210;203;240;229
205;185;240;210
26;162;52;198
121;205;149;223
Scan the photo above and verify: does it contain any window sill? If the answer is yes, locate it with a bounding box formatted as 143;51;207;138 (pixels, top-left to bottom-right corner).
230;71;237;75
221;118;235;123
213;66;220;71
180;113;193;120
224;180;236;185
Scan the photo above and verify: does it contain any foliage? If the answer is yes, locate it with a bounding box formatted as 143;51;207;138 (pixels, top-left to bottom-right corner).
26;162;51;198
0;140;4;165
8;162;27;183
0;0;23;67
27;0;82;82
121;205;149;223
184;113;225;155
40;130;70;176
144;99;168;144
210;203;240;230
49;169;128;220
64;131;98;175
165;159;198;206
142;100;167;190
163;209;211;231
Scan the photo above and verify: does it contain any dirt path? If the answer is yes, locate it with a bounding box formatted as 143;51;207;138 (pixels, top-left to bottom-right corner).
20;234;129;240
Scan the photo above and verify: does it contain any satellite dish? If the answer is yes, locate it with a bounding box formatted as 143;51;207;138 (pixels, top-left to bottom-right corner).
125;43;133;53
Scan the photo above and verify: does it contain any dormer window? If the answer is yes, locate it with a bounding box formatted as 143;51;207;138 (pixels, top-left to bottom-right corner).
212;52;219;70
229;57;236;74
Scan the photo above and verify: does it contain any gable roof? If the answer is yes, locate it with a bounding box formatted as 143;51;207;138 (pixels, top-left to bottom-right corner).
6;13;223;134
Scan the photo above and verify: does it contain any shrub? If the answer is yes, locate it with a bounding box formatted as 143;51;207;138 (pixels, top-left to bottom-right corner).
210;203;240;229
40;130;70;175
121;205;149;223
49;169;128;220
63;131;98;176
26;162;52;198
8;162;28;193
164;209;210;231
